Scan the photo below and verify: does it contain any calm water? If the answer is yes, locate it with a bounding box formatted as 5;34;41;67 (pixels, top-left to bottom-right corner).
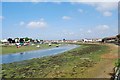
1;44;79;64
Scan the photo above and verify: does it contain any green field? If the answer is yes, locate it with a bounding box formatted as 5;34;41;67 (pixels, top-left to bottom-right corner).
1;44;57;55
1;43;110;78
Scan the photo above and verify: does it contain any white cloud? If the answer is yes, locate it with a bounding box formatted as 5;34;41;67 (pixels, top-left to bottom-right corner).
103;11;112;16
96;3;117;11
27;19;47;28
72;2;117;17
87;30;92;33
2;0;119;2
62;16;71;20
64;32;75;37
19;21;25;26
29;0;62;4
85;2;117;16
68;32;74;35
62;30;75;36
96;25;110;31
31;0;39;2
79;28;83;31
0;16;4;20
30;0;48;4
78;9;83;13
40;18;44;21
52;1;61;4
70;0;119;2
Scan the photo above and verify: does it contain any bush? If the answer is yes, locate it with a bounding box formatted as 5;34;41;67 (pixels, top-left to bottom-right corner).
115;59;120;67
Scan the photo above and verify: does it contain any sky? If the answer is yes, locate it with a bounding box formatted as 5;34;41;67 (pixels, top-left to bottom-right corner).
1;2;118;40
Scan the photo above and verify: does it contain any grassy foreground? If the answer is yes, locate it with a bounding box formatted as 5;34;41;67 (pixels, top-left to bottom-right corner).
1;43;110;78
1;44;56;55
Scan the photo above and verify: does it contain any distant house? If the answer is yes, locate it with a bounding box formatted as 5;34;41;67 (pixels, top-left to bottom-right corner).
7;38;13;43
51;42;58;44
92;38;102;42
102;36;117;43
116;34;120;44
96;39;102;42
73;40;78;43
1;39;8;43
83;38;93;42
82;38;103;43
15;38;19;43
64;40;74;43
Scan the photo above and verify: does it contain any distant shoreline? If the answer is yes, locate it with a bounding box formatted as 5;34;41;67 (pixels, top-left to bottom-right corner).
1;44;57;55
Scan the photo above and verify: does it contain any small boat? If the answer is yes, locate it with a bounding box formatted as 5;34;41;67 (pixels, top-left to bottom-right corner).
36;45;40;48
48;43;51;46
20;52;23;54
56;45;59;47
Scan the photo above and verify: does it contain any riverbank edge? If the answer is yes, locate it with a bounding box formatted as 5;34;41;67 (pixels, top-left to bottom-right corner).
1;44;63;55
1;43;115;78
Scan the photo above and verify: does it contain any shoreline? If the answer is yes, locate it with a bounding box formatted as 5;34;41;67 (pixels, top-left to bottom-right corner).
1;44;59;55
2;43;116;78
1;44;79;64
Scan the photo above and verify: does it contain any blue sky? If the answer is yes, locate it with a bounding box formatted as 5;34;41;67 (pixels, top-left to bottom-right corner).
1;2;118;40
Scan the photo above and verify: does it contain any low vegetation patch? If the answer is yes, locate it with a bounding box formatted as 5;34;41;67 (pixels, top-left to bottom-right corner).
1;44;109;78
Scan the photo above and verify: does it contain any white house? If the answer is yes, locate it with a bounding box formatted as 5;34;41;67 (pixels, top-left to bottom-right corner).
95;39;102;42
15;38;19;43
83;39;93;42
1;39;8;43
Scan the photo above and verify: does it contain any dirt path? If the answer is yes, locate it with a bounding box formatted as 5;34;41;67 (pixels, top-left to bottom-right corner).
85;43;118;78
96;59;115;78
96;44;118;78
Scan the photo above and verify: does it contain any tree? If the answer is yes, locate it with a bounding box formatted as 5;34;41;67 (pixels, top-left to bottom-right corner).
8;38;12;43
36;39;39;43
20;38;24;43
15;38;19;43
12;39;15;43
116;34;120;40
24;37;29;42
63;39;66;42
116;34;120;43
40;40;43;42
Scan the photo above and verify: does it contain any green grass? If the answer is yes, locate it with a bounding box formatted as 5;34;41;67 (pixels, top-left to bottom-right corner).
1;44;110;78
115;58;120;67
1;44;56;55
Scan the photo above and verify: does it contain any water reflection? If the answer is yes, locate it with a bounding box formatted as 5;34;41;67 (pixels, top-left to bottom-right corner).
1;45;79;64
